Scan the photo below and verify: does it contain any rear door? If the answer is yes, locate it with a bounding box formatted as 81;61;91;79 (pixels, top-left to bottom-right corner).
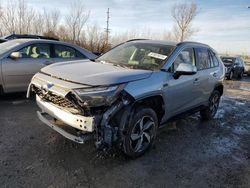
1;43;53;92
194;48;218;104
52;44;87;63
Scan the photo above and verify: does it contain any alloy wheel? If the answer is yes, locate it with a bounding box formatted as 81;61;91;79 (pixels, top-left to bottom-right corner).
209;93;220;117
130;116;156;153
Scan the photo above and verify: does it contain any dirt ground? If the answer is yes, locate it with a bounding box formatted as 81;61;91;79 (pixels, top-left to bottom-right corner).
1;77;250;188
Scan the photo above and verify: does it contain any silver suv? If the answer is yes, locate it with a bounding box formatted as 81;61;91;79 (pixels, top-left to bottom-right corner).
28;39;225;157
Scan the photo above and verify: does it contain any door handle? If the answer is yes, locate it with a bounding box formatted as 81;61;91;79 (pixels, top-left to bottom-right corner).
213;72;217;77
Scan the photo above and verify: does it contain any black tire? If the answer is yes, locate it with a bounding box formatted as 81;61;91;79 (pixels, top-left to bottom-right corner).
0;85;4;96
123;107;158;158
238;70;243;79
200;90;221;120
227;71;233;80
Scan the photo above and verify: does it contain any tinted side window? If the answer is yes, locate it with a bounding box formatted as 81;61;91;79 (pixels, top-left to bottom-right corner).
54;45;86;59
18;43;51;58
239;59;244;66
209;50;219;67
235;58;239;65
170;48;195;72
196;48;210;70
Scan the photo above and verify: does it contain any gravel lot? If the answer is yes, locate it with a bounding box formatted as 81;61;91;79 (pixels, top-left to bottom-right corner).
1;77;250;188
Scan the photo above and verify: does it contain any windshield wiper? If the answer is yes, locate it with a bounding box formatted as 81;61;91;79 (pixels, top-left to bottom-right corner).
112;63;130;69
98;60;115;65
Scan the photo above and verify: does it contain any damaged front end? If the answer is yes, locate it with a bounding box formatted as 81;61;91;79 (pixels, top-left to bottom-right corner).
28;75;134;149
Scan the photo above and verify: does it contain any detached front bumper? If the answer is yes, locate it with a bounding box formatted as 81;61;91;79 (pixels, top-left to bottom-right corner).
37;111;89;143
36;95;95;140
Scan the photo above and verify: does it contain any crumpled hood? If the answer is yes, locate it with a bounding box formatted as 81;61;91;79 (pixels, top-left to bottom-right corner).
41;60;153;86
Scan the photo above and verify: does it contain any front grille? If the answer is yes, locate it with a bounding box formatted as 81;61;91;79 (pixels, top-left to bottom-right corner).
33;86;81;114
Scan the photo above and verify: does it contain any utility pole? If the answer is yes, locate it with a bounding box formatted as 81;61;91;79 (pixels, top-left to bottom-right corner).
105;8;110;47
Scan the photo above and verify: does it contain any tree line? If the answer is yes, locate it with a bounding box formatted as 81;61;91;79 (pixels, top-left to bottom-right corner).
0;0;198;53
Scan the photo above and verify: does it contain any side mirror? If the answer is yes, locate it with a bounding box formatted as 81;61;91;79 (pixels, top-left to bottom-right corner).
10;52;22;60
173;63;197;79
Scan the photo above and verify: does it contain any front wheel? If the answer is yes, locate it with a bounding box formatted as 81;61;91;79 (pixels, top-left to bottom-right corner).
200;90;221;120
123;107;158;158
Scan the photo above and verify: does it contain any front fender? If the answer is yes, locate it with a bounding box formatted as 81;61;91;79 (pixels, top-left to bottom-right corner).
124;71;166;102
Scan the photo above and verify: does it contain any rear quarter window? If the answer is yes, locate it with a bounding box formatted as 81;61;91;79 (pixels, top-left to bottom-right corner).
195;48;210;70
209;51;219;67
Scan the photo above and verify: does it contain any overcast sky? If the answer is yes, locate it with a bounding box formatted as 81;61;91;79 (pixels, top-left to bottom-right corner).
26;0;250;55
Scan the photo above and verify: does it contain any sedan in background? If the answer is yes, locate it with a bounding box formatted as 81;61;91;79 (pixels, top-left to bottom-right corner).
221;56;245;80
0;39;97;94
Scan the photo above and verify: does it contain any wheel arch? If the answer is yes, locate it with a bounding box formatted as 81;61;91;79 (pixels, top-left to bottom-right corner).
133;95;165;123
214;83;223;96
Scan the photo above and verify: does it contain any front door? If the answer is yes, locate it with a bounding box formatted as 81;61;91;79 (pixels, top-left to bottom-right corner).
163;48;202;117
2;43;53;92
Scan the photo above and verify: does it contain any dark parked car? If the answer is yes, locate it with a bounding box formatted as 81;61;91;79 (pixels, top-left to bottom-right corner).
221;56;245;80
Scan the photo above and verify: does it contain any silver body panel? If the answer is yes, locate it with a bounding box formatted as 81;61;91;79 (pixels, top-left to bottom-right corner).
0;39;97;93
41;60;153;86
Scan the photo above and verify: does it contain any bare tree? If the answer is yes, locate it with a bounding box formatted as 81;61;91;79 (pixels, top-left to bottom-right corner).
0;1;3;35
0;0;37;34
32;12;45;35
65;1;90;44
0;0;16;34
43;9;60;34
84;24;107;52
16;0;36;34
171;2;198;42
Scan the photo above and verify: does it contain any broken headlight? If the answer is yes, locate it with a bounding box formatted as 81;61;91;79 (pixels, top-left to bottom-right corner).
74;84;126;107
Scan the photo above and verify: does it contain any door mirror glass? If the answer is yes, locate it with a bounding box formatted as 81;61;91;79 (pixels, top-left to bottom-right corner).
10;52;22;60
173;63;197;79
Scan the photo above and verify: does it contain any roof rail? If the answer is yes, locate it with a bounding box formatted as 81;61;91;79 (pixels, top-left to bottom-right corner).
177;41;209;47
125;38;149;42
3;34;59;41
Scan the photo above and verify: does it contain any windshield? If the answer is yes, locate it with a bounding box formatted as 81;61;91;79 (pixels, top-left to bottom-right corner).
96;42;175;70
221;57;235;65
0;40;22;55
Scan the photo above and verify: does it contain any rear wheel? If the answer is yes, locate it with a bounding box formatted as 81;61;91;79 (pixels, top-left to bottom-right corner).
123;107;158;158
200;90;221;120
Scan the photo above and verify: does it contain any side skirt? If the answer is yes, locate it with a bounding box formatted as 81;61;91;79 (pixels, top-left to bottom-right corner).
159;105;207;127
